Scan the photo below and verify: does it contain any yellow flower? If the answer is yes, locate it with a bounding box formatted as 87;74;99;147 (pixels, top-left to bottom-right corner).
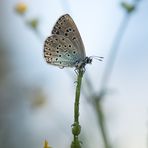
44;140;52;148
15;2;27;14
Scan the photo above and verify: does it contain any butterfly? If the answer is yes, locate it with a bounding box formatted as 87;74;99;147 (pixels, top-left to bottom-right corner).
44;14;103;70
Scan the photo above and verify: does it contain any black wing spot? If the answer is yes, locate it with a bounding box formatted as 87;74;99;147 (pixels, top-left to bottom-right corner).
56;31;59;35
59;17;62;21
69;28;72;31
73;51;76;54
69;45;72;48
60;62;62;64
58;45;61;47
73;29;75;32
56;47;59;49
46;42;51;45
56;51;59;53
65;33;68;36
64;45;67;48
59;55;61;57
45;40;49;44
72;37;76;40
62;38;65;41
56;58;58;61
49;53;52;56
55;38;58;41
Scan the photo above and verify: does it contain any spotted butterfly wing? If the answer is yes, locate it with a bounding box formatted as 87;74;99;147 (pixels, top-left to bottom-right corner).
44;14;86;68
44;34;82;68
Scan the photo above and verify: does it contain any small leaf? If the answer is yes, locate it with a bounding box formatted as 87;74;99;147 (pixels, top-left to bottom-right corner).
15;3;27;15
27;19;39;30
121;2;135;13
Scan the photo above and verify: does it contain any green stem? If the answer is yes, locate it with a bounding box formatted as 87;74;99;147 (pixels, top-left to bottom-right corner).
94;97;111;148
93;1;142;148
71;69;84;148
93;14;131;148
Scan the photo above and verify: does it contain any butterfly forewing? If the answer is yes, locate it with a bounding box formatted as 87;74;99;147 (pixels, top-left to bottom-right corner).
44;34;81;67
52;14;86;59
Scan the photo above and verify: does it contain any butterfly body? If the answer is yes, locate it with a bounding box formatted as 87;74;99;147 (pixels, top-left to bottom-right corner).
44;14;92;70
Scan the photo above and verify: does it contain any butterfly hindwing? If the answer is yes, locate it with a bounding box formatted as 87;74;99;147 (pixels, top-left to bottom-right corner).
44;34;81;67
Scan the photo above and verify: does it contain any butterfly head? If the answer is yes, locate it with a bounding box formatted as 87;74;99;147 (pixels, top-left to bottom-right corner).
75;57;92;70
84;57;92;65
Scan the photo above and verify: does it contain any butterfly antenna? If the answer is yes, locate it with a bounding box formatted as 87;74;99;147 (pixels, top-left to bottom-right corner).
90;56;104;61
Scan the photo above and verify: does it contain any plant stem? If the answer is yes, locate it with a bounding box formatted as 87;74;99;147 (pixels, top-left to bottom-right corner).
94;1;142;148
94;97;111;148
92;14;131;148
71;69;84;148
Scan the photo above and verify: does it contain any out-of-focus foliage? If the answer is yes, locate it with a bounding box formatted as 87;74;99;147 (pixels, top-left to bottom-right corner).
0;47;9;81
26;19;39;30
121;2;135;13
30;88;47;109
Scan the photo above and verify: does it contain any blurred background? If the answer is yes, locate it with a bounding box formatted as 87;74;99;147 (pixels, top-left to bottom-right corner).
0;0;148;148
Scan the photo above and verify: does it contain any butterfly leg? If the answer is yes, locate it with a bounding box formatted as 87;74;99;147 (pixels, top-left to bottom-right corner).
74;68;79;74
